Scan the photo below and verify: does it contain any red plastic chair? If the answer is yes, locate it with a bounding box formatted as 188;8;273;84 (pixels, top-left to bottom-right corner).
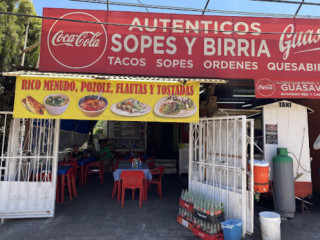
56;167;77;203
120;171;145;207
149;166;165;199
85;161;104;185
112;159;119;172
111;160;120;200
146;157;156;169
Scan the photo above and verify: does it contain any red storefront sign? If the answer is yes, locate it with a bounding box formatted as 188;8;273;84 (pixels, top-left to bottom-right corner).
255;78;320;98
40;8;320;79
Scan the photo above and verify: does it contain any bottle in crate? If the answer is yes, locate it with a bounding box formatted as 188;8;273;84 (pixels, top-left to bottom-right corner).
195;197;199;211
181;208;186;218
203;200;207;215
180;189;185;201
213;224;217;235
210;202;214;217
187;211;191;221
196;219;201;230
200;198;205;213
184;190;188;202
206;200;211;215
214;202;219;216
216;223;220;234
178;207;182;217
220;202;224;213
208;223;214;235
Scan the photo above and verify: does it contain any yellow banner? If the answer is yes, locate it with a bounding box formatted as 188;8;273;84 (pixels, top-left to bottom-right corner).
13;76;199;123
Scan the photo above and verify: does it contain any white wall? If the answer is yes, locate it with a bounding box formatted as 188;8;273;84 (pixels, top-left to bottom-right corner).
263;101;312;183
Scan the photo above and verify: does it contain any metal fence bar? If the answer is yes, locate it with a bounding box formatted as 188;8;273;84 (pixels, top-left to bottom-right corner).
190;116;252;236
241;116;247;236
0;113;58;218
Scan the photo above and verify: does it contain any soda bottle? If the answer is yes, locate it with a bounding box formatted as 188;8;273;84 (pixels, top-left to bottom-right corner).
203;221;207;232
208;223;213;235
214;202;219;216
206;200;211;215
197;198;201;212
180;189;185;200
188;190;192;203
178;207;182;216
220;202;224;214
210;201;214;217
200;220;205;231
194;197;198;211
193;217;198;227
185;189;188;201
217;202;222;215
203;199;207;215
197;219;201;229
207;223;213;235
185;190;189;203
200;199;204;213
190;190;194;204
213;224;217;235
181;208;185;218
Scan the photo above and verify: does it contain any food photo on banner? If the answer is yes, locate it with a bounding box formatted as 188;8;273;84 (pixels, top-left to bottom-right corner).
13;76;199;123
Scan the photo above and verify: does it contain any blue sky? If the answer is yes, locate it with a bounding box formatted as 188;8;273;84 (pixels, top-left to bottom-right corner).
32;0;320;18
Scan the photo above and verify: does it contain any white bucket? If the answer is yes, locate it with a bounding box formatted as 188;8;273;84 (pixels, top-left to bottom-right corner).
259;211;281;240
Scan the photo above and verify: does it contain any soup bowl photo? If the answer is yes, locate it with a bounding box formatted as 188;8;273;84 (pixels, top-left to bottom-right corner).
44;94;70;115
79;95;108;117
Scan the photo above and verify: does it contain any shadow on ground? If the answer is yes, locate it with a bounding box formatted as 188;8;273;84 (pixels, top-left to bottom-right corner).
0;174;319;240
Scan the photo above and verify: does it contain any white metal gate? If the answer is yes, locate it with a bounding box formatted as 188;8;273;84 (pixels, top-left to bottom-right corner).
0;112;60;219
189;116;254;236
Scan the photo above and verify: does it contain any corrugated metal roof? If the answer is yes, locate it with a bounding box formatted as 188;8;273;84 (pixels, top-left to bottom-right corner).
2;71;228;84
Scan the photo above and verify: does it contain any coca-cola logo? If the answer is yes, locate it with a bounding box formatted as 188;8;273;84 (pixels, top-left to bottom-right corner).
47;12;107;69
256;78;275;97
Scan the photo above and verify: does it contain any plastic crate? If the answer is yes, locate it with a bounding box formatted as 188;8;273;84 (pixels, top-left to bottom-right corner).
177;215;193;231
193;228;224;240
179;198;194;212
193;210;225;224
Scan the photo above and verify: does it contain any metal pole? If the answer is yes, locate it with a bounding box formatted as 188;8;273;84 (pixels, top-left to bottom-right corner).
51;119;60;217
188;123;193;189
249;119;254;234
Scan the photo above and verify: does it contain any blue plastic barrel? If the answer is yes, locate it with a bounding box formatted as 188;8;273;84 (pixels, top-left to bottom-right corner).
221;219;242;240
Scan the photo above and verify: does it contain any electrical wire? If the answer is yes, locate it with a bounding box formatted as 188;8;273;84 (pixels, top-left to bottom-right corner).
136;0;149;12
1;10;320;36
69;0;320;19
288;151;311;173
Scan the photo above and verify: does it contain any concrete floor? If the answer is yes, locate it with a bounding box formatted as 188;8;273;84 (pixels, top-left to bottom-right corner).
0;174;319;240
